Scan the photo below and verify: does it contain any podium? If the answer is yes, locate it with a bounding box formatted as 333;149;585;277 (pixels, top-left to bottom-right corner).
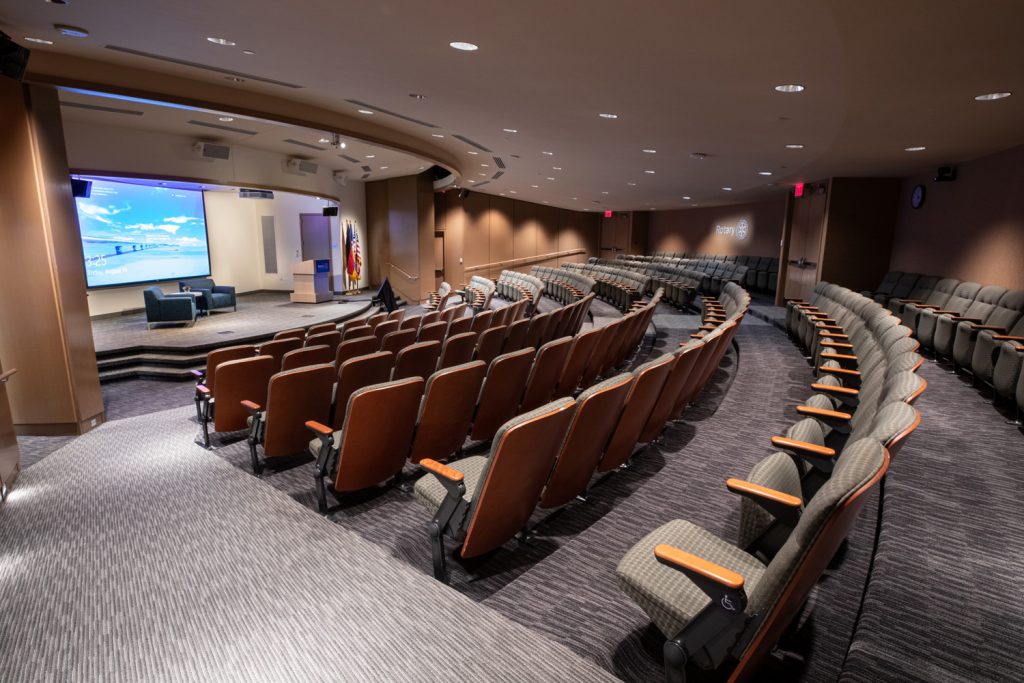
290;259;333;303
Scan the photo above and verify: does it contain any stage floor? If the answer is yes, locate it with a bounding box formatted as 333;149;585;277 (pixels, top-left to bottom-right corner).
92;292;372;355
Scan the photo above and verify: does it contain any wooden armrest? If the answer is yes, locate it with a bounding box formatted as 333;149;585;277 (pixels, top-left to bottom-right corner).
930;310;959;315
817;330;848;339
950;317;983;323
817;366;860;377
699;324;718;331
788;299;809;304
969;324;1005;331
819;351;858;361
811;382;859;395
898;299;923;304
815;324;844;331
654;544;744;590
810;316;836;324
725;478;801;508
991;335;1024;342
819;340;854;348
305;420;332;436
196;384;211;396
241;400;262;413
794;405;852;421
690;333;705;339
420;458;464;483
770;436;837;457
796;305;819;311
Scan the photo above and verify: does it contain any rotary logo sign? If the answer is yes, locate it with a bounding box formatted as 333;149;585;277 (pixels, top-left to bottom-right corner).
714;219;750;240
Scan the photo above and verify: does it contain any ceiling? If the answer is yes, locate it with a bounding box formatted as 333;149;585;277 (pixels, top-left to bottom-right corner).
57;90;431;182
4;0;1023;211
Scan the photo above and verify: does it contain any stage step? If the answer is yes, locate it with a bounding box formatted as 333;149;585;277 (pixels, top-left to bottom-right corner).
100;364;203;382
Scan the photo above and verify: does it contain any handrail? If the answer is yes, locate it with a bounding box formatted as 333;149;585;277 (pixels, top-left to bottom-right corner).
0;368;18;384
385;262;419;282
464;248;587;275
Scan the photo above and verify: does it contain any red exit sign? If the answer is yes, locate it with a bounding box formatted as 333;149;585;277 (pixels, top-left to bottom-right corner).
604;210;613;218
794;182;805;197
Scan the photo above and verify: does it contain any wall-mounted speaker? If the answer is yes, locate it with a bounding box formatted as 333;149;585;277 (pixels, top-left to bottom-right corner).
0;32;30;81
322;206;339;217
193;141;231;160
458;189;470;200
71;178;92;198
935;166;957;182
286;158;318;174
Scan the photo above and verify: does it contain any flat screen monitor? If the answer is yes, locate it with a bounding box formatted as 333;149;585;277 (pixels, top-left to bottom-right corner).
73;177;212;288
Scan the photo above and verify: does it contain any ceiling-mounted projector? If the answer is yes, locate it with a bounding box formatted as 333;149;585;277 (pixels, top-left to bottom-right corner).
239;188;274;199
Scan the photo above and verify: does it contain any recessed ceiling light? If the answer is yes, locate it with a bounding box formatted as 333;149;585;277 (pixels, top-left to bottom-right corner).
572;197;578;200
552;166;562;170
365;155;375;158
757;171;773;176
774;84;805;93
689;152;708;160
479;173;488;176
546;177;555;181
225;76;245;83
543;201;549;204
468;179;475;183
503;128;518;133
467;151;479;155
642;149;657;154
499;193;506;196
55;25;89;38
380;166;389;170
409;93;427;99
431;133;445;138
682;196;691;200
357;109;373;115
207;37;236;46
785;144;804;149
449;41;478;51
627;182;637;186
480;164;489;168
24;37;54;45
509;190;517;194
318;137;330;143
722;187;733;191
601;191;609;195
598;113;618;119
530;184;539;188
242;50;255;55
644;170;656;174
218;116;235;122
418;166;425;170
541;151;554;156
904;146;926;152
975;92;1011;101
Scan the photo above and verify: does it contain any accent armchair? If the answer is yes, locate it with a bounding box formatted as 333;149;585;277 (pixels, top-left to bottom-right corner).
143;287;197;328
179;278;237;315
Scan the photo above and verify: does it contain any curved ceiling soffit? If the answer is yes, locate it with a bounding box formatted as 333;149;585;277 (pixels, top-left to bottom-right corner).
24;51;465;183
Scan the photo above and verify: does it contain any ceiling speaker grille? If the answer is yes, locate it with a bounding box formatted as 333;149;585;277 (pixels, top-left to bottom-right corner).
61;101;144;116
452;135;492;152
493;157;506;169
189;120;258;135
284;138;326;150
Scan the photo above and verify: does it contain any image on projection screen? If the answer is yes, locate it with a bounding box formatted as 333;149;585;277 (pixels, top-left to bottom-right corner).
74;178;212;288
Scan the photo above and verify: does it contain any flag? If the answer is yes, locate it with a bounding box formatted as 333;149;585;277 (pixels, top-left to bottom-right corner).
345;222;355;278
352;228;362;283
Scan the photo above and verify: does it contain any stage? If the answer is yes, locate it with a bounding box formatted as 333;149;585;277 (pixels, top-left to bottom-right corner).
92;291;374;382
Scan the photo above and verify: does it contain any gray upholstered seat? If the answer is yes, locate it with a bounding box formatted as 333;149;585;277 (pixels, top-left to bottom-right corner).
414;455;488;512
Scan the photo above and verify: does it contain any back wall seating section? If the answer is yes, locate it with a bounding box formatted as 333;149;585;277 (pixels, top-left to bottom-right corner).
597;256;752;298
495;270;545;309
529;266;596;305
456;276;497;311
860;270;1024;418
618;253;779;294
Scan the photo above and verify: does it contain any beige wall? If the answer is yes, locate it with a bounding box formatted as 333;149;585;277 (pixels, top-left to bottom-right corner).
889;144;1024;290
647;199;787;258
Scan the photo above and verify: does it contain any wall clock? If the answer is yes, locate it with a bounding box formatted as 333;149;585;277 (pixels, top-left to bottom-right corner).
911;184;926;209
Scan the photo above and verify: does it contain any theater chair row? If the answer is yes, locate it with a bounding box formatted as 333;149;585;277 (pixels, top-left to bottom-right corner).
862;271;1024;420
412;287;753;583
561;262;650;311
529;266;596;305
599;256;751;297
619;253;780;294
617;282;924;682
456;275;496;311
495;270;545;308
424;282;452;311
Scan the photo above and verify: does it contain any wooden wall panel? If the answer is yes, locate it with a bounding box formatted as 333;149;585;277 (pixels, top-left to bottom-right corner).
365;180;389;286
647;198;787;257
513;200;538;269
536;204;559;257
488;196;514;279
385;176;421;303
463;192;490;273
819;177;901;292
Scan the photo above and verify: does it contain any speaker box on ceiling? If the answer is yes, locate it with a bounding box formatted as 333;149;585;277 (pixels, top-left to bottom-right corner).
934;166;957;182
0;31;30;81
322;206;339;217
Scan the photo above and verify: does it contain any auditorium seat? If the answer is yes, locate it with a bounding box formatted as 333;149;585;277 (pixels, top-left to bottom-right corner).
380;328;417;355
334;336;379;368
305;322;338;337
913;281;982;349
400;314;422;331
897;277;960;330
273;328;306;341
861;271;903;304
407;361;487;465
420;310;442;327
470;309;495;335
447;315;473;337
244;363;335;474
425;282;452;312
887;275;939;315
475;325;507;367
191;344;256;421
469;348;536;443
258;337;303;370
554;327;602;398
307;377;424;511
386;309;406;324
523;311;553;350
392;341;442;381
930;284;1007;359
597;354;675;472
502;318;530;354
616;439;888;682
365;312;387;331
330;351;394;430
520;337;573;411
373;320;400;343
539;374;633;509
281;345;334;372
196;355;276;448
580;321;622;388
990;327;1024;404
417;320;448;344
970;313;1024;390
341;324;373;342
952;290;1024;373
414;398;576;582
304;330;341;357
638;340;704;442
438;332;477;370
442;302;468;324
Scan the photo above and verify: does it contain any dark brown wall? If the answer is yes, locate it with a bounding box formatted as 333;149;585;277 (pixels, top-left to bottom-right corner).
647;198;787;258
434;191;599;282
820;177;902;292
889;144;1024;290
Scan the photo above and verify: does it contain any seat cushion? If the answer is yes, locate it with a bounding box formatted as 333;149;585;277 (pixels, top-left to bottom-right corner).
617;519;767;638
308;429;342;457
413;455;488;514
209;293;234;308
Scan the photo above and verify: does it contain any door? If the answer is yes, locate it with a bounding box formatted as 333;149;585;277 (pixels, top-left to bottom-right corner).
600;213;631;258
300;213;333;290
782;183;828;301
0;360;20;494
